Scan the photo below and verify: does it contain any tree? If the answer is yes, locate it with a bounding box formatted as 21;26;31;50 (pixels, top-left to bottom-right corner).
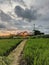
34;30;41;35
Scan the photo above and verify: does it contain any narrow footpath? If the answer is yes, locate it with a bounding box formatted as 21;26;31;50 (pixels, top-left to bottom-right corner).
8;40;27;65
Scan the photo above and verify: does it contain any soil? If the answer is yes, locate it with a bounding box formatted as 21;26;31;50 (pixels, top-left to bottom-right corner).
8;40;27;65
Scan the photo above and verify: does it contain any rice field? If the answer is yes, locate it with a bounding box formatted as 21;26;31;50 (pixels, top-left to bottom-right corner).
0;39;22;56
23;38;49;65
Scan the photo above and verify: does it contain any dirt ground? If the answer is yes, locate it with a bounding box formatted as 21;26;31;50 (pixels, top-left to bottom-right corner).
7;40;27;65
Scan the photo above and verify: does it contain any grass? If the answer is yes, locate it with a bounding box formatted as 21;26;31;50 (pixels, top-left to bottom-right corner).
0;39;22;56
23;38;49;65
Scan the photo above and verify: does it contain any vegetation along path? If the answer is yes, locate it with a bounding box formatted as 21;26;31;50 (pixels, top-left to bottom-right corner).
8;39;27;65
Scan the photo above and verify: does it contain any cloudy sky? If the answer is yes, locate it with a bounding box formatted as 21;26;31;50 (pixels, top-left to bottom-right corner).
0;0;49;34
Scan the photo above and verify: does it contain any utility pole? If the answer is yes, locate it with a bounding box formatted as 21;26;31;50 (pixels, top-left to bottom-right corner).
33;24;35;31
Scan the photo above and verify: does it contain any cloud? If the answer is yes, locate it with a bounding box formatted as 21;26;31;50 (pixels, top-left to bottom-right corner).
0;10;17;29
13;0;26;7
0;0;6;3
15;6;37;21
0;10;13;22
0;0;3;4
0;9;31;30
0;24;6;28
0;0;49;34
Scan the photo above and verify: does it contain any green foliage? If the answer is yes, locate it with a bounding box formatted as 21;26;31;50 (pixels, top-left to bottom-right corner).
23;38;49;65
0;39;22;56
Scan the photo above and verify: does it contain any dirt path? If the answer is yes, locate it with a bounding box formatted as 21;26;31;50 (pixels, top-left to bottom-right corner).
8;40;27;65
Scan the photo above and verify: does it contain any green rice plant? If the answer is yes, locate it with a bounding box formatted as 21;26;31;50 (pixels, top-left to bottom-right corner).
23;38;49;65
0;39;22;56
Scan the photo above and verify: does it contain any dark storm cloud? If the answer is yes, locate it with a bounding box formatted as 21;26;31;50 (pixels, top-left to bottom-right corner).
0;9;29;29
0;10;12;22
15;6;37;21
